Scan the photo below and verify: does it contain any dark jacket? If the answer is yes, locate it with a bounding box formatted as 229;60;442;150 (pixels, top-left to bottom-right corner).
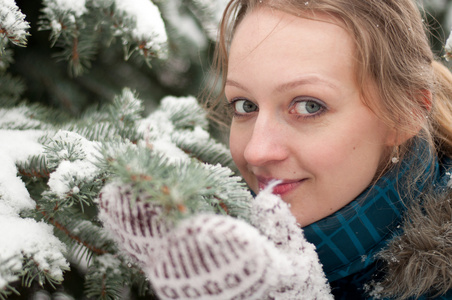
304;149;452;299
329;188;452;299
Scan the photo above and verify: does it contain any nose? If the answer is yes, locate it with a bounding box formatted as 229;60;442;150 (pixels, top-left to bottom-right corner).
243;114;290;167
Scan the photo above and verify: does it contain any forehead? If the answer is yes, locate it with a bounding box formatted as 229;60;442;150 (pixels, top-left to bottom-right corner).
231;7;353;55
227;7;358;85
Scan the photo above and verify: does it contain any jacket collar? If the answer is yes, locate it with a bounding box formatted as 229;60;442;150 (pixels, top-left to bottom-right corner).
303;138;438;282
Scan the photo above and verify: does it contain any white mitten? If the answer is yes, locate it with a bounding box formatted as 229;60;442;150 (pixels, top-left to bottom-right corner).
99;181;332;299
250;185;332;298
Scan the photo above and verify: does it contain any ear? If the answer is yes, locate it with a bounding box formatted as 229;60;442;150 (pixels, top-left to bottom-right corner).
386;89;432;147
385;130;411;147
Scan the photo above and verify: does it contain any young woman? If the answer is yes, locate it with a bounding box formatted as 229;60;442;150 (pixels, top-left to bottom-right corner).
213;0;452;298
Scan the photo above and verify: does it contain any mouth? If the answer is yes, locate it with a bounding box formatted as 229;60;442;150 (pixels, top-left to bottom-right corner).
257;177;305;196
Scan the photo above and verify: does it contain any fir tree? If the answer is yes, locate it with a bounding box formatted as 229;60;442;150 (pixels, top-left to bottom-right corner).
0;0;233;299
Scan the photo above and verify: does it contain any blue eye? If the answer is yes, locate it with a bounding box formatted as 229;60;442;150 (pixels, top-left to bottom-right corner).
233;99;258;114
291;98;325;116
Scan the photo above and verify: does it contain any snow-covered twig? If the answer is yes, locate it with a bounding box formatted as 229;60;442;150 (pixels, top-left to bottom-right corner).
0;0;30;52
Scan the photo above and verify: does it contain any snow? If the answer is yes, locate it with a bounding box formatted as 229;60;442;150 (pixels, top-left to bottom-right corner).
0;215;68;289
115;0;168;53
0;130;68;290
0;0;17;6
94;253;121;274
139;110;175;140
0;130;45;213
0;157;34;213
0;0;30;45
147;139;190;164
45;0;87;17
137;95;222;165
46;130;101;198
48;160;99;197
50;19;62;32
158;95;208;129
0;107;43;128
192;126;210;140
138;96;210;164
138;109;188;164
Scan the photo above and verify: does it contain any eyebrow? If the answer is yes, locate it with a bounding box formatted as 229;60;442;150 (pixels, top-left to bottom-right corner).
225;75;338;93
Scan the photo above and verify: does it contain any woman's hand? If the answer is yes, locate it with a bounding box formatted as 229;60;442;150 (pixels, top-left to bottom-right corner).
99;181;332;299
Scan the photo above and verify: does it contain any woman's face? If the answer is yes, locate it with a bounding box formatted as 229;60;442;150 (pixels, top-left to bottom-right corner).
226;8;396;226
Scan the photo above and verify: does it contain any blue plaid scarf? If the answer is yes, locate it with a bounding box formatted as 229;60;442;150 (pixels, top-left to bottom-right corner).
303;139;442;284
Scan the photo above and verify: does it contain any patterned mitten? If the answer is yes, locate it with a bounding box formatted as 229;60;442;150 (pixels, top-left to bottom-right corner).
99;181;332;299
99;181;171;264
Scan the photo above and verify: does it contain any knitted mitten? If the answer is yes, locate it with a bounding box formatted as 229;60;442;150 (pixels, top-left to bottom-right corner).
99;181;332;299
99;182;171;265
250;185;332;298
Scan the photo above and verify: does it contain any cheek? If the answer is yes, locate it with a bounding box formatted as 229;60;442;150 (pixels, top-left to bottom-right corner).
302;125;389;187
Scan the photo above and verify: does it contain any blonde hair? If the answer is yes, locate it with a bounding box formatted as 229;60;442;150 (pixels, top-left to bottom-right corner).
208;0;452;163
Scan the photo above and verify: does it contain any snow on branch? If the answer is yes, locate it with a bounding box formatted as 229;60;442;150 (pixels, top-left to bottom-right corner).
39;0;169;75
115;0;168;60
0;129;69;292
0;216;69;291
45;130;102;200
42;0;87;18
0;130;44;213
0;0;30;53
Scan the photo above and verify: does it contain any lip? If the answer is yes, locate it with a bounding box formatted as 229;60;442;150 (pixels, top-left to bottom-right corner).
256;176;305;196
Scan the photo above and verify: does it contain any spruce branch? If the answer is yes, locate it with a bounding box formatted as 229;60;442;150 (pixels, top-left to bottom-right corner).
84;254;152;300
172;130;237;170
100;142;251;224
0;214;69;298
0;1;258;299
61;88;144;142
39;0;86;46
39;0;99;76
39;0;168;75
0;284;19;300
0;103;67;130
62;34;95;77
0;73;26;105
158;95;208;130
41;178;102;214
37;206;115;260
16;155;51;179
0;1;30;54
0;255;21;300
44;137;89;169
65;122;141;144
108;88;144;128
0;105;49;130
0;48;13;72
114;0;168;63
20;254;67;289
